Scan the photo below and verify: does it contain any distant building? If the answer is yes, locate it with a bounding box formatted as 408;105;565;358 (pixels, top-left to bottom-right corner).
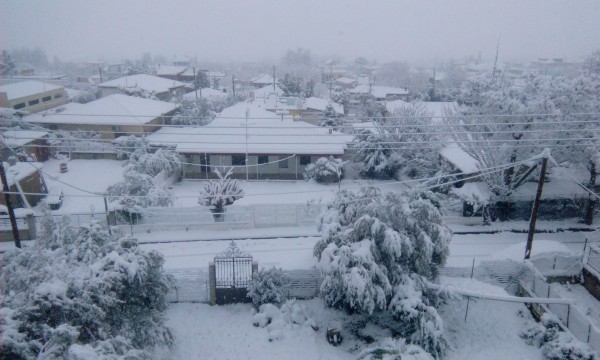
0;159;47;208
250;74;276;88
1;130;51;161
98;74;186;100
0;81;68;113
349;85;409;101
22;94;179;139
155;65;203;82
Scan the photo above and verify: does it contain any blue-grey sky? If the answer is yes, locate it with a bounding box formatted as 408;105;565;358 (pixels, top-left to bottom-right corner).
2;0;599;64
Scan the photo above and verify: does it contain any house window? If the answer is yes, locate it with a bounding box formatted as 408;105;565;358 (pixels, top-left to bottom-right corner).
42;96;52;102
200;154;210;173
278;155;288;168
13;103;25;110
232;154;246;166
258;155;269;165
28;99;39;106
299;155;311;166
54;93;63;99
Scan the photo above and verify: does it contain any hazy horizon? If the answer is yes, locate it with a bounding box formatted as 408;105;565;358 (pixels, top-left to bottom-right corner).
2;0;600;65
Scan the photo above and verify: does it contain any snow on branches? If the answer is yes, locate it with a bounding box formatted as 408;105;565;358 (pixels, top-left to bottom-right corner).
314;187;451;358
198;167;244;221
0;214;174;359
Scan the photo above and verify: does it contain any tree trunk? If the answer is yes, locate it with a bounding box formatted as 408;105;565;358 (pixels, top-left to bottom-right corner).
584;160;597;225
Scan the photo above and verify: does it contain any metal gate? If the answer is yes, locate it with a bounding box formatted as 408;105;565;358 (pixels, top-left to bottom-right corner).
212;241;255;305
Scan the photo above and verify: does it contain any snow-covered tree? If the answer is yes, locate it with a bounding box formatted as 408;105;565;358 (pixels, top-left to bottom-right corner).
319;103;343;128
303;156;346;185
195;70;210;89
352;128;403;179
171;98;215;126
118;86;158;100
1;50;16;76
331;92;350;115
279;73;303;97
0;214;173;359
126;147;183;178
314;188;451;358
107;166;173;211
198;168;244;222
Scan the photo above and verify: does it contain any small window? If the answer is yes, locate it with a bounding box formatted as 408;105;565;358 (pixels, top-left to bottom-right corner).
54;93;63;99
299;155;311;166
28;99;39;106
232;154;246;166
42;96;52;102
13;103;26;110
200;154;210;173
258;155;269;165
278;155;288;168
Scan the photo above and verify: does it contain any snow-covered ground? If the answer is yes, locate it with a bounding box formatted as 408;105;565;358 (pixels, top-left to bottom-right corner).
155;278;544;360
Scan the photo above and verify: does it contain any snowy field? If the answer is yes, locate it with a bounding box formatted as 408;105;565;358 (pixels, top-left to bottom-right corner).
155;278;544;360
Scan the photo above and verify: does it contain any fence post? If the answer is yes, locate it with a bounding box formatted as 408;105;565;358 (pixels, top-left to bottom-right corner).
465;296;471;322
208;262;216;306
587;324;592;343
566;304;570;328
470;258;475;279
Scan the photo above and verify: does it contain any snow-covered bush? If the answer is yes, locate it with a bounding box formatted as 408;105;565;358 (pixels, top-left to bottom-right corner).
107;166;173;211
357;338;434;360
198;167;244;222
171;98;215;126
303;156;345;184
252;300;318;342
0;214;174;359
247;267;290;308
314;187;451;358
519;313;596;360
127;147;183;178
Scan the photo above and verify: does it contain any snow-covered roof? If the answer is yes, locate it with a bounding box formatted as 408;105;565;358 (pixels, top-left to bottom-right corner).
251;85;284;99
303;97;344;115
335;77;357;85
2;130;49;147
182;88;228;102
23;94;179;126
0;162;43;187
349;85;409;98
0;80;64;100
65;88;86;99
439;143;480;174
250;74;275;85
156;65;188;76
98;74;185;93
147;101;352;155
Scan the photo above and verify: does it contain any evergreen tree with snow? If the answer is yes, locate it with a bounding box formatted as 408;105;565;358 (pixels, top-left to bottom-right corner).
198;167;244;222
279;73;303;97
319;103;343;128
314;187;451;358
172;98;215;126
0;214;174;359
353;128;403;179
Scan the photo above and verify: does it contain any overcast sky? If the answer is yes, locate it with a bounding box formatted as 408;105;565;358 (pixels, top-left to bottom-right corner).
2;0;599;64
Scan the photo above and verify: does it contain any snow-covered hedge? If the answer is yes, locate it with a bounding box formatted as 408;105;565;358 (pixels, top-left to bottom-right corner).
357;338;434;360
0;214;174;359
252;300;318;342
247;267;290;308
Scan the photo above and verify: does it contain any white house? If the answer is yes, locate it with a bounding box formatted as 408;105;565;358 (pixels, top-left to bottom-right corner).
0;81;68;113
146;101;352;179
349;85;409;101
98;74;186;100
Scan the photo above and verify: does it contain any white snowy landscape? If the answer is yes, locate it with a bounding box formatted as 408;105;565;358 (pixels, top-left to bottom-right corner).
1;1;600;359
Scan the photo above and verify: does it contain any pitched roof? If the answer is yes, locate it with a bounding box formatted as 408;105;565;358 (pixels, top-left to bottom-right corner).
147;101;351;155
1;130;49;147
23;94;179;126
439;143;480;174
303;97;344;115
155;65;188;76
250;74;275;85
349;85;409;98
0;162;43;187
98;74;185;94
182;88;228;102
0;80;64;100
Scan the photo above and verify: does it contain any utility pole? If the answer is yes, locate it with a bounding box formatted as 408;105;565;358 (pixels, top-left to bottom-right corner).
0;161;21;248
584;160;597;225
524;156;548;260
99;66;103;83
232;75;236;99
272;66;276;91
193;67;198;100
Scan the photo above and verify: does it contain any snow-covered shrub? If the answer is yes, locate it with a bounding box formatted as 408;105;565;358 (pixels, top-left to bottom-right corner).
247;267;290;308
519;313;596;360
127;148;183;178
357;338;434;360
252;300;318;342
0;215;174;359
198;167;244;222
303;156;345;184
171;98;215;126
314;187;451;358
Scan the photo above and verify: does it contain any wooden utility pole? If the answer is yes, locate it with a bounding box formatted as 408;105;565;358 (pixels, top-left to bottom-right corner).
524;156;548;260
99;66;103;83
0;161;21;248
272;66;276;91
584;160;597;225
232;75;236;99
193;67;198;100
